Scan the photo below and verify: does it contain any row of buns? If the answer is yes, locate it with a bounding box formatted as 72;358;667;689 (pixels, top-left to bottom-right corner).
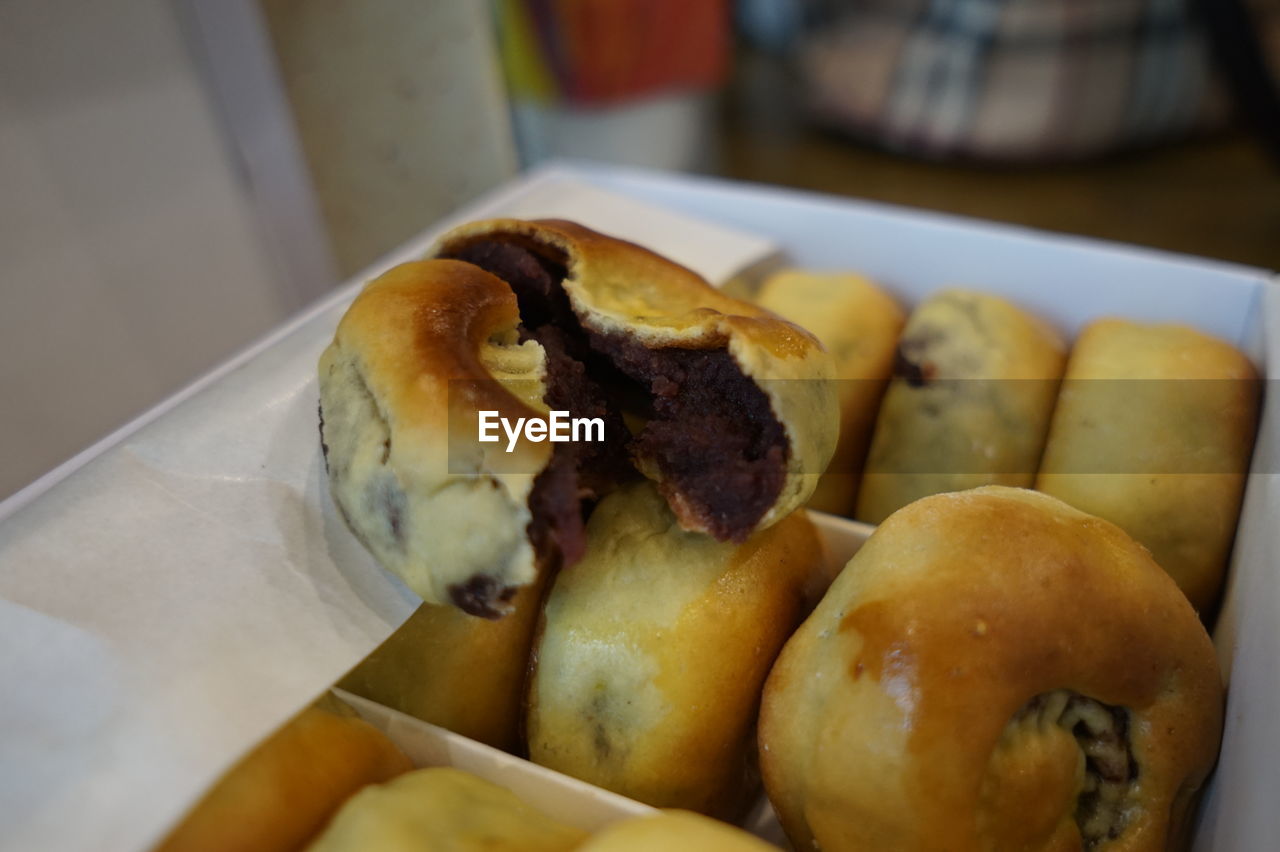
318;217;1259;626
335;486;1224;852
758;271;1259;614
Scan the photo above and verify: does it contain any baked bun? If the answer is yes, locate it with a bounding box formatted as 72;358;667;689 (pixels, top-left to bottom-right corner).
527;481;825;817
304;767;586;852
156;697;412;852
338;570;550;751
577;811;776;851
755;269;905;516
322;221;837;614
1036;319;1259;614
432;218;837;543
319;260;573;616
856;289;1065;523
760;487;1223;852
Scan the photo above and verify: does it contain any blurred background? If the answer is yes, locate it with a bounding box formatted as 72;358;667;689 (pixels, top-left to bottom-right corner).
1;0;1278;500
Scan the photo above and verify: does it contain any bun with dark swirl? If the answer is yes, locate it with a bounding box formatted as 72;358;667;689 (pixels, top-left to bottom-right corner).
760;486;1223;851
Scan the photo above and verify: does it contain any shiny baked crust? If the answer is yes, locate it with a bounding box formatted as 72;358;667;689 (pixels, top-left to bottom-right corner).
760;486;1223;852
431;218;838;537
756;269;905;516
304;767;586;852
155;697;412;852
1036;319;1259;614
856;289;1066;524
318;260;551;613
527;481;825;817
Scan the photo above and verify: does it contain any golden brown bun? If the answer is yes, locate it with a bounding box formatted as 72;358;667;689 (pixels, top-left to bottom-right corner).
304;767;586;851
1036;319;1259;614
432;218;838;538
577;811;776;851
527;481;824;817
760;487;1223;852
338;570;550;752
155;696;412;852
756;270;905;516
856;289;1066;524
319;260;553;615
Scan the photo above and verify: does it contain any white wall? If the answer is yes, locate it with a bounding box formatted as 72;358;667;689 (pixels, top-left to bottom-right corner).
0;0;330;500
0;0;519;501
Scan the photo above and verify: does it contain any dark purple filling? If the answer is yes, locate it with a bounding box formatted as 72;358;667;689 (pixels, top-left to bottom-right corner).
445;240;581;352
587;331;787;542
1016;692;1139;847
442;237;788;560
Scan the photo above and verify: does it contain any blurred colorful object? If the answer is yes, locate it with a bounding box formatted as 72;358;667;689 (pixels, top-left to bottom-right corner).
497;0;729;105
797;0;1279;162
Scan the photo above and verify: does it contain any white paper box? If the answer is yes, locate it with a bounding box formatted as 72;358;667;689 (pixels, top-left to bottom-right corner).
0;163;1275;851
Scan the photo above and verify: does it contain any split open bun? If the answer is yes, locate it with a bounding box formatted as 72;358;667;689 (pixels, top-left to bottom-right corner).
318;220;836;616
760;486;1223;852
431;218;837;541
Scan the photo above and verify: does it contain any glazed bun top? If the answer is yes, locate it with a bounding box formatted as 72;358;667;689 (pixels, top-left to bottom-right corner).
435;218;792;344
433;218;838;540
760;486;1223;852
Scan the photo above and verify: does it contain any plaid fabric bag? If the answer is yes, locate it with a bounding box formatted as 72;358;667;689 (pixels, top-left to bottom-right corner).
800;0;1279;161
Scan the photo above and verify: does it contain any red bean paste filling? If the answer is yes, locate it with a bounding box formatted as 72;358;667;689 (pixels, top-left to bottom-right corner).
585;330;787;542
1016;691;1139;847
442;237;789;600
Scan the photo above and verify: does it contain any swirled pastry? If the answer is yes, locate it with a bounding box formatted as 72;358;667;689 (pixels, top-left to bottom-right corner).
1036;319;1259;614
756;269;904;517
527;481;824;817
856;289;1065;524
760;486;1223;852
